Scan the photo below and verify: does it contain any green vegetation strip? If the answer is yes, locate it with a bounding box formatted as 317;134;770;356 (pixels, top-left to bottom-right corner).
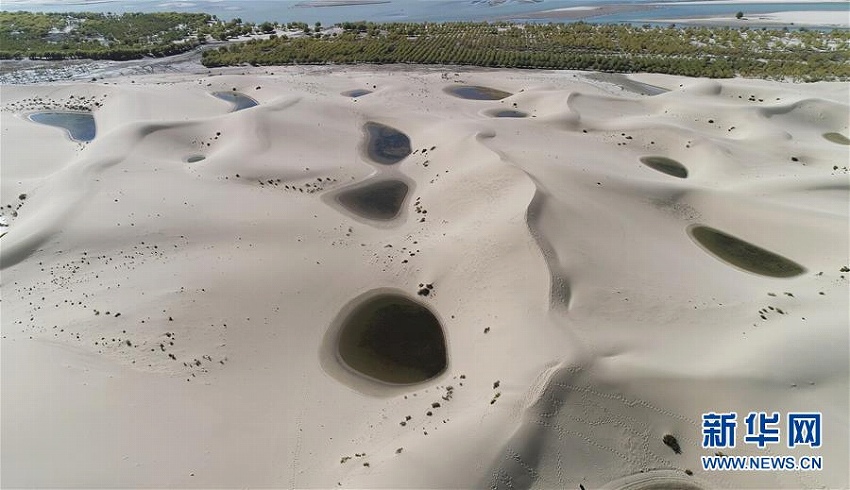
0;12;216;60
203;22;850;81
2;12;849;81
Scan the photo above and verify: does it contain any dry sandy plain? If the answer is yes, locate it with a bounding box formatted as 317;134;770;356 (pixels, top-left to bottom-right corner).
1;65;848;488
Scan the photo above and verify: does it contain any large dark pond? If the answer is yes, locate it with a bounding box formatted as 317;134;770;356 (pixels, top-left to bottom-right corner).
336;179;409;221
337;294;447;384
364;121;411;165
689;225;806;278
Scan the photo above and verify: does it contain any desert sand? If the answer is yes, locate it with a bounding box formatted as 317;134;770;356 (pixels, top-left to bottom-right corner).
1;65;848;488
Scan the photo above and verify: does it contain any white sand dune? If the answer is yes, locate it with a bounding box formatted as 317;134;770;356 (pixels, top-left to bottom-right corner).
1;67;848;488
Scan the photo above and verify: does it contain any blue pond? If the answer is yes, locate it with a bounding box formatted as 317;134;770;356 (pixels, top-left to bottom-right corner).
343;89;373;98
364;122;412;165
213;91;258;111
28;111;96;142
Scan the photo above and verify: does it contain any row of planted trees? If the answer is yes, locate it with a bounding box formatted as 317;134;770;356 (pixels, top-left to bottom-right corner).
2;12;848;80
201;22;850;81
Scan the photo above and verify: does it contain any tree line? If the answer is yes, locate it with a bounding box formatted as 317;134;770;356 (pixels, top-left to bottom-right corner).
2;12;847;81
201;22;850;81
0;11;216;60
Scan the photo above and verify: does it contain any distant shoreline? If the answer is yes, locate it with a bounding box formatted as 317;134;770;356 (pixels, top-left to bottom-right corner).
648;10;850;28
294;0;391;7
501;4;654;21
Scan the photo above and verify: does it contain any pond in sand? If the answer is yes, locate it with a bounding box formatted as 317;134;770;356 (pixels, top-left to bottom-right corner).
689;225;805;278
337;294;447;384
28;111;96;142
445;85;512;101
640;156;688;178
336;179;409;221
212;91;258;111
364;121;411;165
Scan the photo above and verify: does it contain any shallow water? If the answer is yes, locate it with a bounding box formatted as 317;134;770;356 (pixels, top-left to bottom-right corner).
212;91;258;111
689;225;806;277
640;156;688;178
1;0;840;28
186;155;206;163
336;179;409;220
342;89;372;98
337;294;446;384
445;85;512;101
364;122;411;165
823;132;850;145
28;111;96;142
492;109;528;118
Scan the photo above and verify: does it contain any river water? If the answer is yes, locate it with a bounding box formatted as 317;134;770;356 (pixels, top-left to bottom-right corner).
1;0;847;27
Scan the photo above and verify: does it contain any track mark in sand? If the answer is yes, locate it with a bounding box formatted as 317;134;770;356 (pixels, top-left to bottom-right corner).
486;359;717;490
290;372;308;490
601;470;706;490
688;225;806;278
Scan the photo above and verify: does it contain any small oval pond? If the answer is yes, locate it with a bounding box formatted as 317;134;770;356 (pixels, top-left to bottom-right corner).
640;156;688;179
342;89;372;98
28;111;96;142
186;155;206;163
823;132;850;145
336;179;409;221
364;121;411;165
212;91;258;111
337;293;447;384
689;225;805;278
490;109;528;118
445;85;512;101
